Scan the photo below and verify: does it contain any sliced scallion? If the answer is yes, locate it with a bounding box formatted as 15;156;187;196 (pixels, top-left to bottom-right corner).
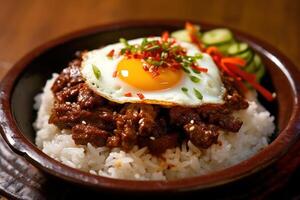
181;87;188;94
92;64;101;80
190;76;200;83
193;88;203;100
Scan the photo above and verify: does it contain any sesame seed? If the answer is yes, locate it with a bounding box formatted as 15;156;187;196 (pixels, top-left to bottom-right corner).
190;120;194;124
66;102;71;105
150;136;155;140
82;121;87;124
189;126;195;131
139;118;144;124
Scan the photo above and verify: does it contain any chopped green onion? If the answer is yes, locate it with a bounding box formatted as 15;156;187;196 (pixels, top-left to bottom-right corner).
120;38;129;47
192;69;201;74
190;76;200;83
181;87;188;94
194;53;203;59
92;64;101;80
145;45;160;51
182;66;191;73
193;88;203;100
120;48;127;55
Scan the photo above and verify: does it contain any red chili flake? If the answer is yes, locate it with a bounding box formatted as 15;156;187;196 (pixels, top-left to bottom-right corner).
191;65;208;73
143;65;149;71
171;62;181;70
162;31;169;42
112;71;118;78
107;49;115;58
124;92;132;97
137;93;145;99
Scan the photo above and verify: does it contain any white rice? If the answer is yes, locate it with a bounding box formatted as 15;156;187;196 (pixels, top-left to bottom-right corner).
33;74;275;180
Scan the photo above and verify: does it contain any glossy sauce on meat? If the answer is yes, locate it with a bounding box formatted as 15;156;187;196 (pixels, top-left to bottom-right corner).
49;57;248;155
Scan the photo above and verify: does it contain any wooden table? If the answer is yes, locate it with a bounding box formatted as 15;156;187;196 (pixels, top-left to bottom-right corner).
0;0;300;199
0;0;299;78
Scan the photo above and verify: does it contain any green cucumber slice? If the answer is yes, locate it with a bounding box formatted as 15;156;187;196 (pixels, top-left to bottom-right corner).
227;42;249;55
171;30;191;42
243;54;265;82
244;59;257;73
255;64;265;82
202;29;233;45
171;26;201;42
253;54;262;67
215;40;235;54
237;50;254;64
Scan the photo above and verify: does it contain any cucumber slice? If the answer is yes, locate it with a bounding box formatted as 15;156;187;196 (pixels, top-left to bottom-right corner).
253;54;262;67
171;30;191;42
243;53;265;82
236;49;254;64
227;42;249;55
244;59;257;73
255;64;265;82
171;25;201;42
202;29;233;45
215;40;235;55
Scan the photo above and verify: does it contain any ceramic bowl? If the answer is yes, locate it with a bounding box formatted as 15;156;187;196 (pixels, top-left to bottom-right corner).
1;20;300;193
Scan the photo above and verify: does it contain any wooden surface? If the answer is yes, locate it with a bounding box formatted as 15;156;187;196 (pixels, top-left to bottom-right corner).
0;0;299;78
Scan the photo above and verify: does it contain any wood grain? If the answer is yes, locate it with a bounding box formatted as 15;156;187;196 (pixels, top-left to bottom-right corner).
0;0;299;78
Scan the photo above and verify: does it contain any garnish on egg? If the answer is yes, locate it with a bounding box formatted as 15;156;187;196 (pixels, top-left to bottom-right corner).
117;33;208;78
81;37;225;106
190;76;201;83
106;49;115;59
193;88;203;100
92;64;101;79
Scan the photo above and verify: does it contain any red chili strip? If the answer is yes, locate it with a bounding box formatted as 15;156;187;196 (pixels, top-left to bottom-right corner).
205;46;223;57
222;57;246;67
235;79;249;94
226;63;274;101
191;65;208;73
185;22;205;50
206;45;274;101
225;63;256;82
247;79;275;101
220;61;240;79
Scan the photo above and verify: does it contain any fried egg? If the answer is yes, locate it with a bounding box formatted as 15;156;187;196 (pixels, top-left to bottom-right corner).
80;37;225;106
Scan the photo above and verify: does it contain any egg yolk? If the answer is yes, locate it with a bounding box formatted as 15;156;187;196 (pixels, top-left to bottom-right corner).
117;58;183;91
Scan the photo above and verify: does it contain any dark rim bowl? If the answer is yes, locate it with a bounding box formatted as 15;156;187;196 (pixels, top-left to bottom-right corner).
0;20;300;192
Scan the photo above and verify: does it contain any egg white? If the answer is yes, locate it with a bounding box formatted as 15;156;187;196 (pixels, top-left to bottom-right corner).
80;37;226;106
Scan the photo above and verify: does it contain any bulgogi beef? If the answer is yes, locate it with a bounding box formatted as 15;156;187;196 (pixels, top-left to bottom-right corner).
49;56;248;154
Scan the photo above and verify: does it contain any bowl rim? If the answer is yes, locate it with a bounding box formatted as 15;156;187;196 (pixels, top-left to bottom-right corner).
1;19;300;192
